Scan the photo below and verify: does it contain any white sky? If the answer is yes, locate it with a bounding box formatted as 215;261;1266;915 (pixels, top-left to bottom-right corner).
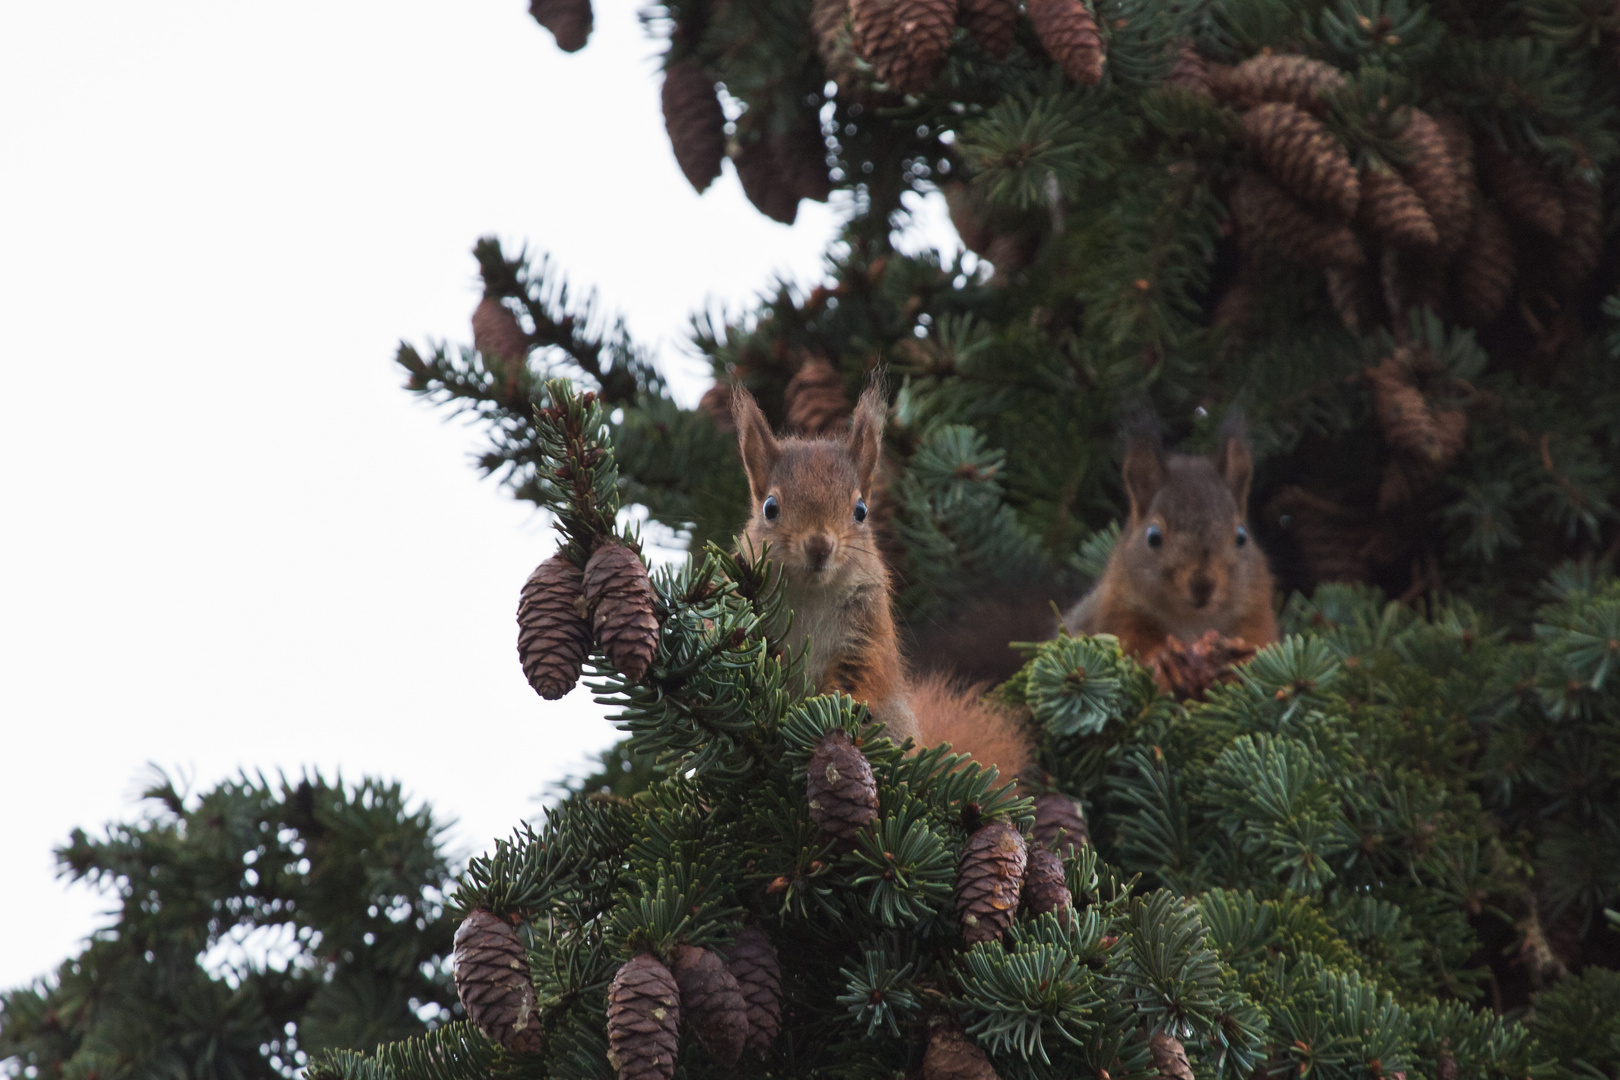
0;3;956;990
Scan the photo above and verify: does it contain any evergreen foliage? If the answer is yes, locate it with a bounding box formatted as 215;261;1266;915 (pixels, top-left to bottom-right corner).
0;771;457;1079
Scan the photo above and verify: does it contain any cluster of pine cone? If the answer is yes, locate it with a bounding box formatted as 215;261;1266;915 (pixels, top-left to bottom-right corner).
1179;51;1604;336
517;539;660;698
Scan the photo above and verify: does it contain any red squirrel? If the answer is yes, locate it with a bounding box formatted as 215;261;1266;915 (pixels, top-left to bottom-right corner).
1063;420;1278;658
730;385;1031;780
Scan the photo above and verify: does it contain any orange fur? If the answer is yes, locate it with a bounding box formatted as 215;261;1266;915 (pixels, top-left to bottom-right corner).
908;672;1033;783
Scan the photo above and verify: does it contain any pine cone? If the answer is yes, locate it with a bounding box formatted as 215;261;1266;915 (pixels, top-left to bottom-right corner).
1359;160;1438;249
1021;847;1073;922
1150;1033;1195;1080
1027;0;1106;85
584;543;660;681
1433;113;1477;191
453;910;545;1053
1165;44;1212;96
1547;176;1603;293
608;954;681;1080
924;1025;1001;1080
726;926;782;1057
812;0;864;87
662;60;726;195
1243;102;1360;220
1452;203;1516;326
1147;630;1257;701
1484;149;1565;237
1399;110;1473;256
699;382;738;434
959;0;1019;59
807;729;880;840
1215;54;1345;112
1032;794;1088;857
473;297;531;373
517;554;591;700
670;945;748;1067
1324;263;1382;331
850;0;958;94
956;821;1027;946
1366;351;1468;466
775;122;835;204
1437;1057;1458;1080
530;0;592;52
946;182;997;256
1231;170;1364;268
734;124;831;224
784;358;851;435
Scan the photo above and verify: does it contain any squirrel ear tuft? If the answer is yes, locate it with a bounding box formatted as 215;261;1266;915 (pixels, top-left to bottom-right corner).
848;384;886;495
1121;434;1167;520
1214;410;1253;510
731;387;780;505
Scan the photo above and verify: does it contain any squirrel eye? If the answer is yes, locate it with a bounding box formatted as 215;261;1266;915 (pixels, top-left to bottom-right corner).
763;495;779;522
853;499;868;523
1236;525;1249;548
1146;525;1163;549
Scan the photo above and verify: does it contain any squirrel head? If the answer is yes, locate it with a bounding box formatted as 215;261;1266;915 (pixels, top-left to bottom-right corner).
1115;417;1262;619
731;383;885;582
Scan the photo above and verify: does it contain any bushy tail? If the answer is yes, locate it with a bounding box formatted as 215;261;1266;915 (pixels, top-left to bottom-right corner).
907;672;1034;784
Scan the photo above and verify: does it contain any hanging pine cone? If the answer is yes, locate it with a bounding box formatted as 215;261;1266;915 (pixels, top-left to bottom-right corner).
1365;351;1468;466
1021;846;1073;922
1359;160;1439;249
734;124;830;224
1147;630;1258;701
473;296;531;376
1032;793;1088;856
530;0;592;52
1324;263;1383;331
726;927;782;1057
608;954;681;1080
1027;0;1106;85
699;382;738;434
775;122;835;204
1547;176;1603;293
959;0;1019;59
1165;44;1212;96
812;0;864;88
1215;54;1345;112
583;542;660;682
1398;110;1473;256
1243;102;1360;220
924;1025;1001;1080
956;821;1026;946
1231;170;1364;268
453;910;545;1054
669;945;748;1067
517;554;592;700
1484;148;1565;237
1452;203;1516;327
1433;113;1477;191
1150;1033;1195;1080
662;59;726;195
850;0;958;94
784;358;851;435
807;729;879;840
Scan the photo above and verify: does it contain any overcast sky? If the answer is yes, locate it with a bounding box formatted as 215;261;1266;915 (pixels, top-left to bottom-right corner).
0;3;954;990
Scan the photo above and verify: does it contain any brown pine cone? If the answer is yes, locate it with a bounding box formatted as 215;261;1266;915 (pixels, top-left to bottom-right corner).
453;910;545;1054
959;0;1019;59
608;954;681;1080
1452;203;1516;326
1359;160;1439;249
1399;110;1473;256
530;0;592;52
1027;0;1106;85
1150;1032;1195;1080
1165;43;1212;96
1366;351;1468;465
925;1025;1001;1080
473;297;531;373
1215;54;1345;112
775;122;835;204
699;382;738;434
734;135;798;225
850;0;959;94
784;358;851;435
946;182;997;256
1484;148;1565;237
1324;263;1383;331
1230;170;1364;268
1243;102;1360;220
670;945;748;1067
956;821;1027;946
812;0;864;87
726;926;782;1057
1433;113;1477;190
584;543;660;682
662;60;726;195
807;730;879;840
517;554;591;700
1547;176;1603;293
1021;847;1073;922
1147;631;1257;701
1032;794;1089;857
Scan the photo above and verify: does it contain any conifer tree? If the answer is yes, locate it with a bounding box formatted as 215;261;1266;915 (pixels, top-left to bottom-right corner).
321;0;1620;1076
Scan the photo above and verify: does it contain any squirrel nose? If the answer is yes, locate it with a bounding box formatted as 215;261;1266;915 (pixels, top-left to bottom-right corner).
804;534;834;570
1189;577;1214;609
